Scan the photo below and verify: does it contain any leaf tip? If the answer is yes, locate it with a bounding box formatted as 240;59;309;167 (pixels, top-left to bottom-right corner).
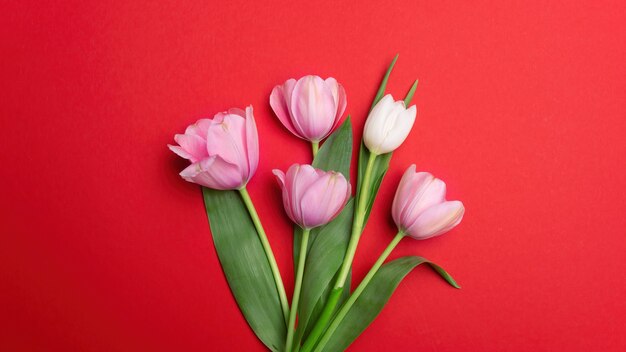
389;53;399;69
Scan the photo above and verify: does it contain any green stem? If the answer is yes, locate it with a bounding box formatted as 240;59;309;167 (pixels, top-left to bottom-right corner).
286;228;310;352
336;151;376;288
239;187;290;325
311;141;319;159
300;152;377;352
314;232;405;352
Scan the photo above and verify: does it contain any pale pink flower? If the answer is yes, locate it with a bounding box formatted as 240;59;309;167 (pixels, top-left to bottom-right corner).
273;164;351;229
392;165;464;239
270;75;347;142
168;106;259;190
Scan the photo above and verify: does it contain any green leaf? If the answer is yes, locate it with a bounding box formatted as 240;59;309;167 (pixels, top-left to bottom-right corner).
293;117;353;267
403;79;419;106
321;256;459;352
294;268;351;352
356;143;392;225
370;53;399;110
297;200;353;339
357;56;419;227
356;54;401;227
203;188;286;352
292;118;353;347
312;116;353;179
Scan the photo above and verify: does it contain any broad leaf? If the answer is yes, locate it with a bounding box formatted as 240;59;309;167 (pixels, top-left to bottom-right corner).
292;118;353;347
296;200;353;343
321;256;459;352
293;117;353;267
203;188;286;351
313;116;352;178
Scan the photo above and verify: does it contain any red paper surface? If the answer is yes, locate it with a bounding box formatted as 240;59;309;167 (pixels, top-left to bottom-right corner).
2;1;625;351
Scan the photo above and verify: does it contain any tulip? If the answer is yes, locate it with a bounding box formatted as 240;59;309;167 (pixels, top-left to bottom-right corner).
273;164;351;229
168;106;259;190
312;166;464;352
270;75;347;155
392;165;465;239
273;164;351;352
169;106;290;323
363;94;416;155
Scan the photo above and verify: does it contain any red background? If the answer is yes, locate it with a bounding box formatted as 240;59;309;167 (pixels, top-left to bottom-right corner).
2;1;625;351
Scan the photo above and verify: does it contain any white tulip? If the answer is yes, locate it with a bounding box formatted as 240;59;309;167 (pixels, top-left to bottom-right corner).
363;94;417;154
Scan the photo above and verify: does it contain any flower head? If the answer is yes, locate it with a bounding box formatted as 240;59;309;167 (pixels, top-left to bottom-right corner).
363;94;416;155
168;106;259;190
273;164;351;229
270;75;347;142
392;165;464;239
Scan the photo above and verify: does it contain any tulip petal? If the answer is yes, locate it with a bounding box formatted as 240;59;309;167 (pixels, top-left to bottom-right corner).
272;169;286;186
363;95;395;154
273;169;296;223
180;155;244;190
325;77;340;108
185;118;212;139
325;77;347;129
244;106;259;178
335;83;347;124
394;171;435;228
168;144;193;161
300;172;350;228
173;133;209;163
285;164;322;226
290;75;337;141
382;105;416;153
270;79;301;138
227;107;246;117
376;102;409;154
205;113;248;176
392;165;420;224
402;178;447;231
406;201;465;239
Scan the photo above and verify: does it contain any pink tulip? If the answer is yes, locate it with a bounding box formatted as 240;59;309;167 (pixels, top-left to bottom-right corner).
270;75;347;142
168;106;259;190
273;164;351;229
392;165;465;239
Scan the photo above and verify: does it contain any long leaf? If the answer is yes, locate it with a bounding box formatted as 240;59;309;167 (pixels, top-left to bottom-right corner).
296;200;353;341
355;55;400;227
313;116;352;178
403;79;419;106
320;256;459;352
292;118;353;347
293;117;353;267
203;188;286;351
370;53;399;110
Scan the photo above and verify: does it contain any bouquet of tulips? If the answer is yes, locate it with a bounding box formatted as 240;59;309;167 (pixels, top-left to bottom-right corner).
169;55;465;352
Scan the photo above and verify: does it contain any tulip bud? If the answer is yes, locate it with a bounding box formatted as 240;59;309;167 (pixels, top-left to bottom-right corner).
168;106;259;190
270;75;347;142
363;94;416;155
273;164;351;229
392;165;464;239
